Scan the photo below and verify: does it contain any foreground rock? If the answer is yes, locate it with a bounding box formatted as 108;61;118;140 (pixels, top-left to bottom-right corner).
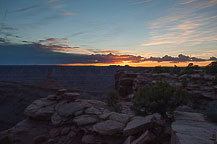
171;110;217;144
0;89;171;144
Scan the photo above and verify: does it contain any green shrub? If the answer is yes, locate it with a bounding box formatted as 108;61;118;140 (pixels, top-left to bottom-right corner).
206;101;217;122
131;81;189;116
107;90;119;106
106;90;122;112
113;103;122;113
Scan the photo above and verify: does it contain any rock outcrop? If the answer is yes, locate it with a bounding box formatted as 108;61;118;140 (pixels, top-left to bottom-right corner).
115;70;217;100
0;89;170;144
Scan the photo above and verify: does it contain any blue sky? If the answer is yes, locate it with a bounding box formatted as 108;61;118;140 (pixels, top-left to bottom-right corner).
0;0;217;65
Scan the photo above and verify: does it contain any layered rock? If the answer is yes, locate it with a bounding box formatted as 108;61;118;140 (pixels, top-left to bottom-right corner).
171;110;217;144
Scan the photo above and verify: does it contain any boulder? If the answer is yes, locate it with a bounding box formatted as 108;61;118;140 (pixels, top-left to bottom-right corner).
123;113;161;136
93;120;125;135
24;99;56;120
56;102;86;117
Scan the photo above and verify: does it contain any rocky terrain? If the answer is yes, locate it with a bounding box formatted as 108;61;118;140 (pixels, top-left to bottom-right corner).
115;69;217;103
1;89;216;144
1;65;217;144
0;89;170;144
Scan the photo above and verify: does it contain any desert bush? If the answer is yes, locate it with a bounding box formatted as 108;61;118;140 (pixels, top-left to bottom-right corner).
182;63;200;74
131;81;189;116
206;61;217;74
206;101;217;122
106;90;122;112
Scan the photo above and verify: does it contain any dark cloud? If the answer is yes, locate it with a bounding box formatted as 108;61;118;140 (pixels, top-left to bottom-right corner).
0;42;215;65
0;38;6;43
144;54;206;63
210;57;217;61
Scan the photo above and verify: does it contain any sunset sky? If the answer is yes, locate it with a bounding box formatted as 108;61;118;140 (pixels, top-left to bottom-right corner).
0;0;217;66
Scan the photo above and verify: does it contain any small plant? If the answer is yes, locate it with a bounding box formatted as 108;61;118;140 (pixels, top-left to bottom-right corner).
131;81;189;116
106;90;122;112
113;103;122;113
206;101;217;122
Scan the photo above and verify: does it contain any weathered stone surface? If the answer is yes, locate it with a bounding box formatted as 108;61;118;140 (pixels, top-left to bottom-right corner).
99;112;114;120
74;110;83;116
24;99;56;120
67;131;76;138
132;131;155;144
85;107;101;115
123;113;161;136
49;128;60;138
109;112;131;124
93;120;125;135
51;112;62;125
33;135;48;144
174;111;204;122
82;135;97;144
61;127;71;135
56;102;86;117
204;74;215;80
176;105;193;112
123;136;135;144
73;115;98;126
171;111;217;144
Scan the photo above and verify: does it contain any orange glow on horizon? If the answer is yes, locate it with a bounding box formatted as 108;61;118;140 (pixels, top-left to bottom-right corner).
59;61;212;67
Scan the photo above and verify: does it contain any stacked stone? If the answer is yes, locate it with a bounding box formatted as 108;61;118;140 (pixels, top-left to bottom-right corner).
0;89;170;144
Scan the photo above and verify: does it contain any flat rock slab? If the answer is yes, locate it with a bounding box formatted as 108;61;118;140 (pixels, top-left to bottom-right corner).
85;107;101;115
174;111;205;122
73;115;98;126
93;120;125;135
171;111;217;144
109;112;131;124
57;102;86;117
